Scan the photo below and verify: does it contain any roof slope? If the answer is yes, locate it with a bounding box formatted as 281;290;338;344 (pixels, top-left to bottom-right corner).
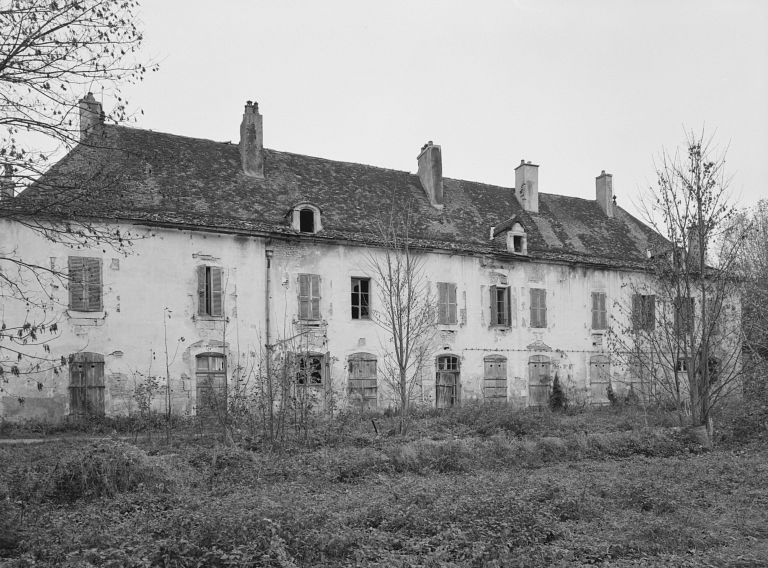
12;125;664;268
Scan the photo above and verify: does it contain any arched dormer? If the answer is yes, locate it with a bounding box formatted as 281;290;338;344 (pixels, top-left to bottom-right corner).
289;203;323;234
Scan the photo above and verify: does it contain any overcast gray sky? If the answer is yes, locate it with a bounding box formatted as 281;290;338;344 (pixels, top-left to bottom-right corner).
123;0;768;217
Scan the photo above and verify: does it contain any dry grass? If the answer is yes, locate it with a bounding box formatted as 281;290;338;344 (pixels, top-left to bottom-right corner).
1;405;767;566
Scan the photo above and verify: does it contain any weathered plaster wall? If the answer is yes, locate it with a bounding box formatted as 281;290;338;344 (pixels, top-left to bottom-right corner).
0;220;265;421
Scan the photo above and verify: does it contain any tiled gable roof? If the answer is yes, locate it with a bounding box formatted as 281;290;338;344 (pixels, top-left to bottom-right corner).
12;125;665;268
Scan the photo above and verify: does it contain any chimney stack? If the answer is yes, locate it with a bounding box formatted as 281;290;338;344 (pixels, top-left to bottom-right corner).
417;141;444;208
0;164;14;200
239;101;264;178
78;93;103;142
514;159;539;213
596;170;614;217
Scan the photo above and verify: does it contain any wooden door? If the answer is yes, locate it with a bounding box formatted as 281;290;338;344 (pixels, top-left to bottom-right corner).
436;356;459;408
590;355;611;405
483;356;508;402
69;352;105;417
528;355;551;407
196;354;227;418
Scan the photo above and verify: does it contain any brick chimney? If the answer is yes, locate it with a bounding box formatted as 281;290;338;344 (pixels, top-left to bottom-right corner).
514;160;539;213
417;141;444;208
595;170;614;217
0;164;13;200
78;93;103;142
239;101;264;178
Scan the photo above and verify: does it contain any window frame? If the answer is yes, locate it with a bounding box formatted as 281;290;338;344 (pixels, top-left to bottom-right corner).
351;277;371;320
298;273;322;321
591;291;607;330
197;265;224;318
68;256;103;312
295;353;326;387
437;282;458;325
530;288;547;328
489;285;511;327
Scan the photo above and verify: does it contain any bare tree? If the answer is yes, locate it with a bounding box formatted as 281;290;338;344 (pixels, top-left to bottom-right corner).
0;0;154;381
609;130;745;441
368;203;435;431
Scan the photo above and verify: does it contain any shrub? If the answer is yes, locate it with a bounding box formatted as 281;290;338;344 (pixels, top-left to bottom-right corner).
549;374;567;411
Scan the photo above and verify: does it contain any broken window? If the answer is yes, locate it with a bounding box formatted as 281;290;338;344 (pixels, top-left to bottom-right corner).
437;282;458;324
298;274;321;320
348;353;377;407
676;358;689;372
632;294;655;331
591;291;607;330
483;355;507;402
196;353;227;417
490;285;511;327
674;296;695;336
530;288;547;328
351;277;370;320
197;266;224;317
68;256;102;312
299;208;315;233
436;355;460;408
296;354;324;386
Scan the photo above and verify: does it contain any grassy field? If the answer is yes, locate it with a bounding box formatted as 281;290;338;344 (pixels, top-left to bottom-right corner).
1;404;767;567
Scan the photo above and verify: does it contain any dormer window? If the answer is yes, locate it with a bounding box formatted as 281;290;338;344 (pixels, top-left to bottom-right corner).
506;222;528;255
290;203;322;234
299;208;315;233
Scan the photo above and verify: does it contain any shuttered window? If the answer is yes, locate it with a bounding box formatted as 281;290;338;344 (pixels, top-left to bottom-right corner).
490;286;511;327
632;294;656;331
530;288;547;328
68;257;102;312
197;266;223;317
298;274;321;320
591;291;607;329
437;282;458;324
674;296;694;336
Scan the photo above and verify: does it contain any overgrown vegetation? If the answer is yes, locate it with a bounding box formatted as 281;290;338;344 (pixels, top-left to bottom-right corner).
1;402;767;566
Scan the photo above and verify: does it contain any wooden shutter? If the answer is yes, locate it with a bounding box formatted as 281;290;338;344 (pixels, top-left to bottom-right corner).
592;292;606;329
68;256;86;311
310;274;321;319
437;282;447;323
210;267;223;316
85;258;102;311
298;274;310;319
531;289;546;328
646;296;655;330
448;283;457;324
489;286;498;325
197;266;208;316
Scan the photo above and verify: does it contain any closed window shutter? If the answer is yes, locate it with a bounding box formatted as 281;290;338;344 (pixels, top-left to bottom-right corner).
530;289;539;327
298;274;310;320
311;275;321;319
211;267;223;316
85;258;102;311
449;283;457;324
68;257;86;310
502;287;510;326
437;282;447;323
591;292;599;329
540;290;547;327
632;294;641;329
197;266;208;316
599;293;606;328
647;296;655;330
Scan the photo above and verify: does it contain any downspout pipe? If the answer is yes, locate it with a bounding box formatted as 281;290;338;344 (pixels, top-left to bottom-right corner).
265;247;274;441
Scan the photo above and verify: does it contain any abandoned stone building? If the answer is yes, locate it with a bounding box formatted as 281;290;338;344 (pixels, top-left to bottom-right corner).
1;95;726;422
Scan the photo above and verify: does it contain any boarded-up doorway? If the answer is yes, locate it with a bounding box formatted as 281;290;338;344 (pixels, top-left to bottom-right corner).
483;355;507;402
69;352;105;417
528;355;551;407
590;355;611;405
436;355;460;408
196;353;227;418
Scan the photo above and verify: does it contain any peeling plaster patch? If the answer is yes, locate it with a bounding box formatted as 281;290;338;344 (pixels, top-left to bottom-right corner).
526;340;552;351
108;350;124;358
357;337;366;347
110;258;120;270
192;252;220;262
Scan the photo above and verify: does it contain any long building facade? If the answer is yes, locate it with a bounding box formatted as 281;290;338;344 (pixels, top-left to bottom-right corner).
1;96;703;422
